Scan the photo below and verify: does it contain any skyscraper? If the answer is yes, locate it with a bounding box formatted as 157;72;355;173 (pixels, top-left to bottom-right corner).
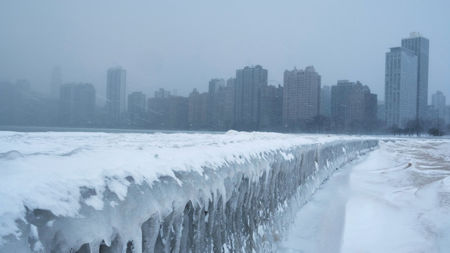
401;33;429;121
385;47;418;128
234;65;268;129
282;66;321;128
106;67;126;121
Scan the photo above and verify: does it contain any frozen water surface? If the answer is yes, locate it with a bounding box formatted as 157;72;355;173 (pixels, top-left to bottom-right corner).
279;138;450;253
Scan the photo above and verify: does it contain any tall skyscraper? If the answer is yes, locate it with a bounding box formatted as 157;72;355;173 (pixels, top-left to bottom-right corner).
385;47;418;128
401;33;429;121
106;67;126;121
234;65;268;129
282;66;321;128
50;66;62;99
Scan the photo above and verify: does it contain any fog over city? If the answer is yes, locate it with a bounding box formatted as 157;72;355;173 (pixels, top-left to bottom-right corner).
2;2;450;252
1;0;449;100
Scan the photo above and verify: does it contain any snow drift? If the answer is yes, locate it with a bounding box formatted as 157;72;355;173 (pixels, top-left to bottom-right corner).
0;131;377;252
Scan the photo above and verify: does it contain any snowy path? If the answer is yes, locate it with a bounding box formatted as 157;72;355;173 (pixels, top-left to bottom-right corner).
279;139;450;253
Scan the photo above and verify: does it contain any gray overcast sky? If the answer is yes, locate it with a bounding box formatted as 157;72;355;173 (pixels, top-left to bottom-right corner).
0;0;449;104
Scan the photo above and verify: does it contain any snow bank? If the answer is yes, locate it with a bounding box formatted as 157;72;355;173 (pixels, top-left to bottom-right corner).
0;131;377;252
279;138;450;253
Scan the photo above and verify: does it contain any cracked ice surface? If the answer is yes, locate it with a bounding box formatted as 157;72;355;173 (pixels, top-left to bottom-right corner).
0;131;377;252
279;138;450;253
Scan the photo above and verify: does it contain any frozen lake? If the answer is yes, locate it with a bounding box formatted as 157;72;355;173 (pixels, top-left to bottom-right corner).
279;138;450;253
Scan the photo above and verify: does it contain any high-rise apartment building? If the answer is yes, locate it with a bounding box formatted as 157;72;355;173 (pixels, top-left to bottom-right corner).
188;88;208;129
222;78;236;128
128;91;146;124
128;92;146;114
259;85;283;129
282;66;321;128
234;65;268;129
331;80;377;131
431;90;446;121
385;47;418;128
208;78;226;128
59;83;96;125
401;33;429;121
148;96;188;129
320;85;331;118
106;67;126;121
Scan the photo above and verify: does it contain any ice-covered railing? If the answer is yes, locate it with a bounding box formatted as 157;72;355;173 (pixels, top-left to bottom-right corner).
0;131;378;252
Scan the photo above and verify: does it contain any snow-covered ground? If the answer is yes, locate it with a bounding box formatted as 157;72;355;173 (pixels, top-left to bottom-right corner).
2;131;448;252
279;138;450;253
0;131;376;252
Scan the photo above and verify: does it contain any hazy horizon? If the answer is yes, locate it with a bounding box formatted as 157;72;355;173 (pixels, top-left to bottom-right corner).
1;0;449;104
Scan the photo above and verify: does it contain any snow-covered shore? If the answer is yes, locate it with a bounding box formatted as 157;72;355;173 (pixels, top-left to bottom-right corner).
279;138;450;253
0;131;377;252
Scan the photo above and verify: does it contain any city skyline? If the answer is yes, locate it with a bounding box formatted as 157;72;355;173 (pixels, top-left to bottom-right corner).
0;1;449;101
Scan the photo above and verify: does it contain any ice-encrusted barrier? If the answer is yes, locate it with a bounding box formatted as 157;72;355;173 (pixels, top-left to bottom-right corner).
0;132;377;252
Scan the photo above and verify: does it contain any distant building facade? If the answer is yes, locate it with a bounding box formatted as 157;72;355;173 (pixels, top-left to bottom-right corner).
208;78;226;128
59;83;96;126
0;80;32;125
188;89;208;129
377;102;385;122
401;33;429;121
148;95;188;129
128;91;146;125
259;85;283;129
154;88;171;98
282;66;321;128
331;80;377;131
234;65;268;129
431;90;446;124
445;106;450;126
320;85;331;118
50;66;62;99
106;67;127;121
385;47;418;128
222;78;236;128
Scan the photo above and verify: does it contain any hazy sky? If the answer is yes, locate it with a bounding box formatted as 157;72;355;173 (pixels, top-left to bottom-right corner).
1;0;449;104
